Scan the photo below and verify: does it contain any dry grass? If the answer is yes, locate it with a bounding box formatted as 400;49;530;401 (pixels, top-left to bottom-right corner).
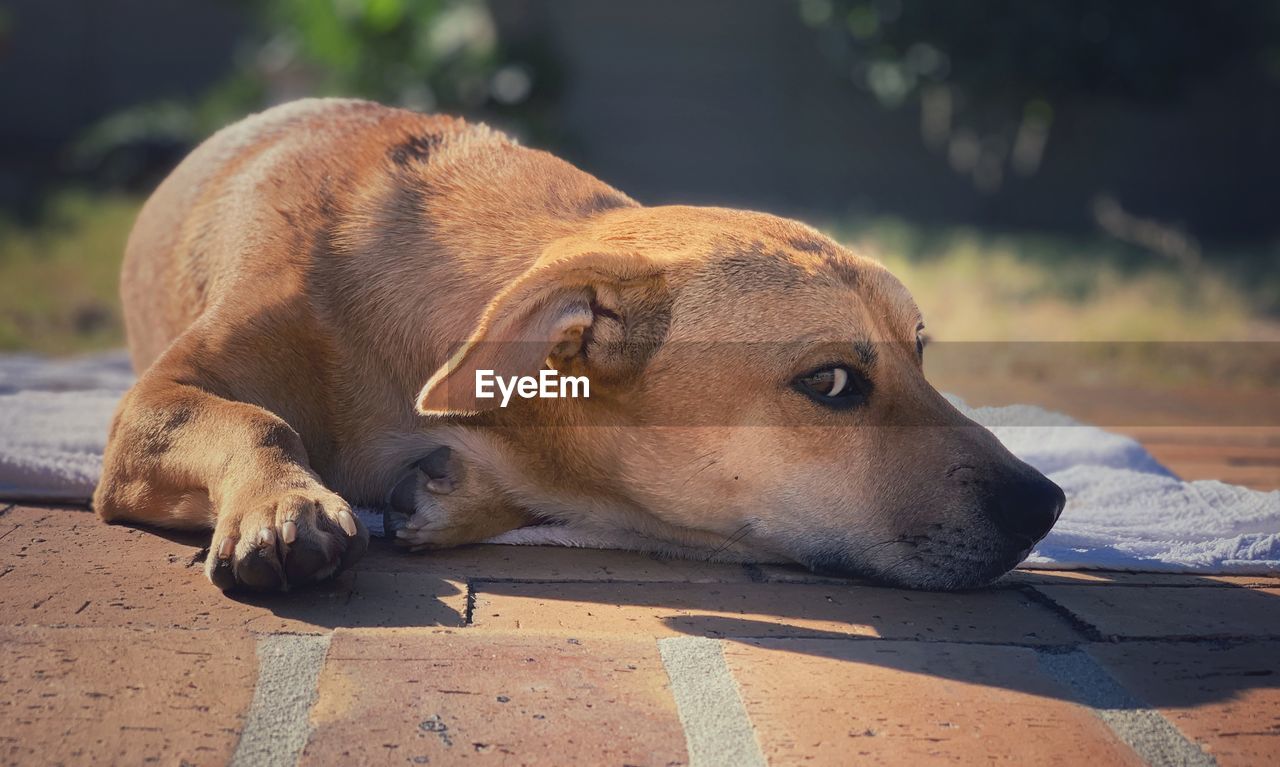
0;195;1275;362
830;217;1276;343
0;192;138;354
829;218;1279;392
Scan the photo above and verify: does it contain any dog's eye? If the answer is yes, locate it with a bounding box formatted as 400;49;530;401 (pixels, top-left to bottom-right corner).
794;366;868;409
916;323;927;359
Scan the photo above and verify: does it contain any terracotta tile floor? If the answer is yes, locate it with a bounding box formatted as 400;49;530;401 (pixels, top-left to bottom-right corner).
1;433;1277;765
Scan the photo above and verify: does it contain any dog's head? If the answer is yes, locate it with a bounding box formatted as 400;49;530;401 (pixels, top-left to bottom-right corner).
417;206;1064;590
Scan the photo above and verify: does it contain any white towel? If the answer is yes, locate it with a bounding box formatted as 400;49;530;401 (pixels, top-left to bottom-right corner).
1;352;1276;574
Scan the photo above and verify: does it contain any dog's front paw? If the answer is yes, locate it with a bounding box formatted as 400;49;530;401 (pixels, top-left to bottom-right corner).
386;446;473;550
388;445;529;551
206;485;369;592
394;487;480;551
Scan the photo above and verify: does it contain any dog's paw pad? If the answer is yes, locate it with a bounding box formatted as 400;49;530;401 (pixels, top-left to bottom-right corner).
205;487;369;592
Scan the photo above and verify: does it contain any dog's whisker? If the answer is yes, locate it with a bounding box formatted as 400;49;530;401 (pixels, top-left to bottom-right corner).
877;553;922;580
710;524;751;557
677;451;721;491
708;521;753;560
847;536;915;563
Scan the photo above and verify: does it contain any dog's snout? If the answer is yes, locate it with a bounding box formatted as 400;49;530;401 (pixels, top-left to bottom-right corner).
988;471;1065;543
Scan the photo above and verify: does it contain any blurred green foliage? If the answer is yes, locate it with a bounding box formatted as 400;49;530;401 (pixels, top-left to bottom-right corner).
73;0;546;183
248;0;507;110
800;0;1280;108
799;0;1280;192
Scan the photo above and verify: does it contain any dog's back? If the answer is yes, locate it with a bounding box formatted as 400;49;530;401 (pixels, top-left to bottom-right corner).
121;99;452;369
122;99;635;372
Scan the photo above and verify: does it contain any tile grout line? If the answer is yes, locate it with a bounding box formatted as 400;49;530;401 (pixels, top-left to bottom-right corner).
463;579;477;625
1018;584;1106;641
658;636;768;767
1036;649;1217;767
230;633;332;767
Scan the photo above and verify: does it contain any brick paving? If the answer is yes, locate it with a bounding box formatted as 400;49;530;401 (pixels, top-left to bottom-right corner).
723;639;1146;766
1;434;1278;765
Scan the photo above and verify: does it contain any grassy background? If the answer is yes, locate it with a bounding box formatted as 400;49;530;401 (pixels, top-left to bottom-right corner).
1;190;1276;357
0;193;139;354
833;218;1278;343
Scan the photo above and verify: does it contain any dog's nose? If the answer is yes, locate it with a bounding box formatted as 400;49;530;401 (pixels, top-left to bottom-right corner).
989;471;1065;543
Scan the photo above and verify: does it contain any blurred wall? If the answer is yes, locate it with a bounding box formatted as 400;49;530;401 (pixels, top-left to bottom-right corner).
0;0;244;208
2;0;1277;242
499;0;1279;241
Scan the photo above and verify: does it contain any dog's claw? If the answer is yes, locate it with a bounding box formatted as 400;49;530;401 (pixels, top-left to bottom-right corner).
384;509;411;538
338;509;358;536
426;477;455;494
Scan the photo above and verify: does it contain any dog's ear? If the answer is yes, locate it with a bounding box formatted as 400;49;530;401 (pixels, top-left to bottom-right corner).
416;251;670;416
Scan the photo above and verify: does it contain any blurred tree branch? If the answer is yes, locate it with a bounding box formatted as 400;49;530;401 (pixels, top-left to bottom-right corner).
72;0;554;191
798;0;1280;192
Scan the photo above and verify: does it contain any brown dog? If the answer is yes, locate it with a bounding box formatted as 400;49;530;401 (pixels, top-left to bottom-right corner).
94;98;1064;592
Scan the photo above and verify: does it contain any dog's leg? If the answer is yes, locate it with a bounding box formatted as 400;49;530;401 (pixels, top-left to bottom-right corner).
94;360;368;591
